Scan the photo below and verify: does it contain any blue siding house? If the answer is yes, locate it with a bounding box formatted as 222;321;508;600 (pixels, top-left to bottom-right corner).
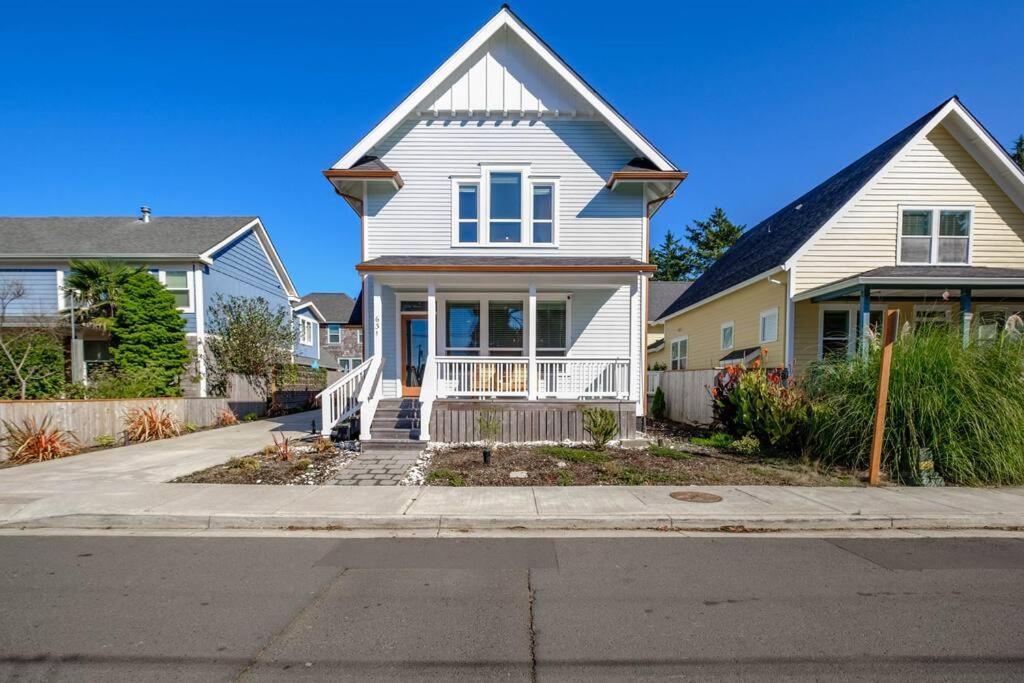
0;210;300;395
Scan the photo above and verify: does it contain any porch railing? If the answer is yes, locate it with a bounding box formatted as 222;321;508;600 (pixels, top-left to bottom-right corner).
436;357;529;397
536;358;630;399
433;356;629;399
317;356;377;437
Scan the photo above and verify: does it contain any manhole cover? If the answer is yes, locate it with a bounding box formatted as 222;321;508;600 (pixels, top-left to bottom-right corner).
670;491;722;503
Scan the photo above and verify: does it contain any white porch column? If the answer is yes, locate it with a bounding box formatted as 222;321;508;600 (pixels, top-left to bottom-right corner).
629;279;640;413
427;282;437;357
527;283;537;399
372;278;383;358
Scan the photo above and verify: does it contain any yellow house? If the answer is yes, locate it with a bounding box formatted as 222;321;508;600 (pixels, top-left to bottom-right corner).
646;281;691;369
655;97;1024;377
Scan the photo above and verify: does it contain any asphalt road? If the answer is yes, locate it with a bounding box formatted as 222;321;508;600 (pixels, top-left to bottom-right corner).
1;534;1023;681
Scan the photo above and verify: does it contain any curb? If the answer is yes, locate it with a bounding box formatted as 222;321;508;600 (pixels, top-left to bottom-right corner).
5;512;1024;532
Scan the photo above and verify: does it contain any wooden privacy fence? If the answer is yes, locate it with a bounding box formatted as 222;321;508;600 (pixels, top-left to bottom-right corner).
650;369;717;426
0;396;264;455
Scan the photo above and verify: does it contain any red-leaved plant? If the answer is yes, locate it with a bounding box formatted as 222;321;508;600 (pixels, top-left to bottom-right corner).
1;416;80;464
123;406;181;442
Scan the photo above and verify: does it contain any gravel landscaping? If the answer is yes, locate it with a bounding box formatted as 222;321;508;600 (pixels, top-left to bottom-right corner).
422;420;862;487
173;438;359;485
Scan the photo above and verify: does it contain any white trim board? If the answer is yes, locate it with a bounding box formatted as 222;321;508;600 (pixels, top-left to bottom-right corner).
331;6;676;172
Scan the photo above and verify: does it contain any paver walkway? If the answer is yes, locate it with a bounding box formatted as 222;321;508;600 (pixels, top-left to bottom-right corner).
331;448;421;486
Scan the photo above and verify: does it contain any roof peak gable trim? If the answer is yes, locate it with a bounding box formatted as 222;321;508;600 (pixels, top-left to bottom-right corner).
331;6;675;171
654;267;782;324
293;301;326;322
200;218;299;300
784;97;1024;270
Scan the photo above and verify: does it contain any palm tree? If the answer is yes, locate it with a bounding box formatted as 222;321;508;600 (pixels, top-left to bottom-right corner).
64;259;143;329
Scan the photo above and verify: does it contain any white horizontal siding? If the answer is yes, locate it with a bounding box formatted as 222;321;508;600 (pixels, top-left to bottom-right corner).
570;286;631;358
365;118;644;258
794;124;1024;293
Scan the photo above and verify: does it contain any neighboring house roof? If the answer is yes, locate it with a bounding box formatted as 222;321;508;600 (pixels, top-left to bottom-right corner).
293;301;326;323
796;265;1024;301
658;96;1024;321
356;255;655;273
300;292;358;324
329;6;678;174
0;215;299;299
647;339;665;353
648;281;692;322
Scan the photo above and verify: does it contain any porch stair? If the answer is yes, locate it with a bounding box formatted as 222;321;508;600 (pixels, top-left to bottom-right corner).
363;398;422;452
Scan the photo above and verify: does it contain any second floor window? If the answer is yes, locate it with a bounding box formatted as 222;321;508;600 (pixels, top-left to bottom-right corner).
327;324;341;344
452;167;558;247
899;207;971;265
532;185;554;244
457;184;479;243
299;318;315;345
490;172;522;243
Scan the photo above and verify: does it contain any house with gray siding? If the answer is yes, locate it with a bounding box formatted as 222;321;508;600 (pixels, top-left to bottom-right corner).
318;7;685;446
298;292;363;374
0;211;299;395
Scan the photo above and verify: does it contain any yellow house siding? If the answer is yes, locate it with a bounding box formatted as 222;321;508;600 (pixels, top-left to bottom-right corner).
793;123;1024;294
662;273;788;370
646;322;668;369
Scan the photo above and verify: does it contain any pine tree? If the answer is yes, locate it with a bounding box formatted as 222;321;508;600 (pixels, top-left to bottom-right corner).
681;207;744;279
650;229;689;281
109;271;190;396
1012;135;1024;172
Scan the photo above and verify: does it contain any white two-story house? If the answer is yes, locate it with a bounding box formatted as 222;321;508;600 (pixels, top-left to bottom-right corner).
319;6;685;447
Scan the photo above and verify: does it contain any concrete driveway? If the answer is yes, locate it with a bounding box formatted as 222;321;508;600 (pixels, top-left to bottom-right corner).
0;411;317;496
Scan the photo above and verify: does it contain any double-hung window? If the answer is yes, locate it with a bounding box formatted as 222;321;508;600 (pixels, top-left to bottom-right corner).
536;300;567;356
153;269;192;312
487;300;524;355
759;308;779;343
327;324;341;344
899;207;972;264
445;301;481;356
720;322;734;350
670;337;688;370
452;167;557;246
299;318;315;345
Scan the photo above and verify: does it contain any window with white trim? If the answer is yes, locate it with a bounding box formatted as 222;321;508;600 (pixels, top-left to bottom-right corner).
899;207;971;265
759;308;779;343
670;337;687;370
445;301;481;356
820;309;851;357
914;305;951;331
532;184;554;244
327;324;341;344
337;357;361;373
451;167;558;247
977;306;1024;342
456;183;479;244
536;300;567;356
720;322;734;350
153;269;193;312
299;318;315;345
489;172;522;243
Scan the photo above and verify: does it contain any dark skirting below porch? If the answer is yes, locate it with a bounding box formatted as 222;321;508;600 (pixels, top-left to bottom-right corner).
429;399;636;444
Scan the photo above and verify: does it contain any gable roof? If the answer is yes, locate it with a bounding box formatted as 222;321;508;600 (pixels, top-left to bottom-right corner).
330;5;676;173
300;292;358;324
0;215;299;300
648;281;692;321
658;96;1024;321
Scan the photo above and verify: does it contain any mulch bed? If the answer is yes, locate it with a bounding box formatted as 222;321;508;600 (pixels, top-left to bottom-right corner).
173;440;357;485
424;441;862;487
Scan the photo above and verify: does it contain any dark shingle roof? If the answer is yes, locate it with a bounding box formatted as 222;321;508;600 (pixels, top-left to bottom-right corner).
660;98;954;319
859;265;1024;280
300;292;358;323
618;157;660;173
349;155;393;172
0;216;257;258
648;281;692;321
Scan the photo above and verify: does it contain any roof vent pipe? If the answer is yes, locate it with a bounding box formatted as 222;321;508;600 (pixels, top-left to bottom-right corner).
140;206;151;223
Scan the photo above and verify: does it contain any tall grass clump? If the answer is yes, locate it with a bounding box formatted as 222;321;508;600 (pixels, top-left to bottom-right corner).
803;327;1024;485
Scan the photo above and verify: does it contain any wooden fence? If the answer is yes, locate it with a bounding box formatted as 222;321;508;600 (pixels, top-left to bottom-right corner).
0;395;266;456
648;369;717;426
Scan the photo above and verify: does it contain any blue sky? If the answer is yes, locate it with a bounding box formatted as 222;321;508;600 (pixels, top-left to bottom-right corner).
1;1;1021;297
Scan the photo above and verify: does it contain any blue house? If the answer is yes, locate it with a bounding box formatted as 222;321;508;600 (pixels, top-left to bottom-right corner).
0;209;300;396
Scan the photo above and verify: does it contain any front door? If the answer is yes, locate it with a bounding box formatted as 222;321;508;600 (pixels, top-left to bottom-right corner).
401;314;428;397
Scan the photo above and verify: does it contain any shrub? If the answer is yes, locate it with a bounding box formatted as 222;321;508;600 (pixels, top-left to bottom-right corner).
69;366;169;399
582;407;618;450
230;456;261;473
215;409;239;427
476;408;501;446
310;437;334;454
0;333;65;400
650;386;667;420
725;370;810;455
109;271;190;396
2;417;79;463
271;434;293;461
93;433;117;449
123;406;181;442
182;423;199;433
294;457;312;471
803;327;1024;485
732;435;760;456
243;412;259;422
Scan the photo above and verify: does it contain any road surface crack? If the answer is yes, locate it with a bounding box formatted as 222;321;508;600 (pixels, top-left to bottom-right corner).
527;568;537;682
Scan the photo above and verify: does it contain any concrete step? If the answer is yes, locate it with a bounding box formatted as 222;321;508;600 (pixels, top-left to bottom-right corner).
373;408;421;420
361;438;425;453
371;418;420;430
370;428;421;440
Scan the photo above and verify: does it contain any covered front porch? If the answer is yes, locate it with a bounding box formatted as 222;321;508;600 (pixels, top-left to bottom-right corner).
321;256;650;442
792;266;1024;372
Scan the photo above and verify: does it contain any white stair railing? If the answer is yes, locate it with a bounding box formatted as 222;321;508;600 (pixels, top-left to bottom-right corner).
417;356;437;441
317;356;377;437
536;358;630;399
357;356;383;441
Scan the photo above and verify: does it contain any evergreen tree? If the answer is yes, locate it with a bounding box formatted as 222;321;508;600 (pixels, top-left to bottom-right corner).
649;229;689;281
681;207;744;279
1012;135;1024;172
109;271;190;396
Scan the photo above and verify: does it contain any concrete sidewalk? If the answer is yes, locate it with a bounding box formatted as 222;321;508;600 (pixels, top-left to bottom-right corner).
2;413;1024;532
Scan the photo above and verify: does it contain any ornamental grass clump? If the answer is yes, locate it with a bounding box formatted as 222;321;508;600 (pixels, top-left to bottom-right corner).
123;405;181;442
1;416;79;464
803;327;1024;485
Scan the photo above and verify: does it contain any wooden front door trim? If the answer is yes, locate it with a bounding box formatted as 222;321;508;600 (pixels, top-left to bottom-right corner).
401;313;428;397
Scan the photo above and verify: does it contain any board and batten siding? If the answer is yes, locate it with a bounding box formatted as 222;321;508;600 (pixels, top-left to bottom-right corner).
793;123;1024;294
204;230;291;323
0;269;58;315
364;119;645;259
662;273;788;371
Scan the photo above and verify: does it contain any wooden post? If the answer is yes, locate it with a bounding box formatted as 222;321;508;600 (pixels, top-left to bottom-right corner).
868;309;899;486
